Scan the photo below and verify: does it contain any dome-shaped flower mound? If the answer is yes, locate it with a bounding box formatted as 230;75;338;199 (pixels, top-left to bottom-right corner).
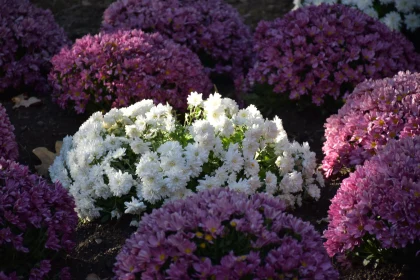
322;71;420;177
0;0;69;94
49;93;325;221
0;104;18;161
102;0;253;83
247;4;420;105
0;159;78;279
114;188;339;279
324;136;420;264
49;29;212;114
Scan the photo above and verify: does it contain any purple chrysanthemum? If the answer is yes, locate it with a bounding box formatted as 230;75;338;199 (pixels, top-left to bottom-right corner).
0;0;69;94
49;29;212;114
322;71;420;177
324;136;420;264
101;0;253;85
0;159;78;279
247;4;420;105
114;188;338;279
0;104;18;161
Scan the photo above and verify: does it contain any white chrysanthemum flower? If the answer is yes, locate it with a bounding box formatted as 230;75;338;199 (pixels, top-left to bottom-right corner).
187;91;203;107
381;11;402;31
130;138;150;154
293;0;302;10
242;138;260;160
275;152;295;175
225;143;244;173
124;197;146;215
244;158;259;177
355;0;373;10
316;170;325;188
379;0;393;4
197;175;220;192
203;92;223;113
280;171;303;194
307;184;321;200
362;7;379;19
264;171;278;194
221;97;239;116
395;0;415;13
108;169;134;197
215;116;234;137
229;178;251;194
121;99;154;118
277;193;296;208
405;13;420;32
206;107;226;127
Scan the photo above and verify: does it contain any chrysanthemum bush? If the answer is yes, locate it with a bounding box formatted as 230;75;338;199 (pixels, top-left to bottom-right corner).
246;4;420;106
114;188;339;279
101;0;253;83
49;29;212;114
0;104;18;161
0;159;78;280
49;92;325;222
294;0;420;33
322;71;420;177
324;136;420;267
0;0;69;94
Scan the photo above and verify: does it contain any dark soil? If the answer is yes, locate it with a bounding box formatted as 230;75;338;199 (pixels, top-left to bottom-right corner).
0;0;417;279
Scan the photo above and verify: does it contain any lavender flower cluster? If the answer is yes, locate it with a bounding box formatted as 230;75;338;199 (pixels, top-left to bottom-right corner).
322;71;420;177
0;104;18;161
102;0;253;83
246;4;420;105
324;136;420;263
114;188;338;279
0;0;69;94
0;159;78;279
49;29;212;114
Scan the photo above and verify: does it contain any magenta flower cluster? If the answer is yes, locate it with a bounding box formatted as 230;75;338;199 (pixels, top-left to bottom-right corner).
102;0;253;83
114;188;338;279
0;159;78;279
0;0;69;94
322;71;420;177
324;136;420;263
0;104;18;161
49;29;212;114
246;4;420;105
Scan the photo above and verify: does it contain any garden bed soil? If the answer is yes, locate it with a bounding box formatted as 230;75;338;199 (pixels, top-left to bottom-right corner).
0;0;418;279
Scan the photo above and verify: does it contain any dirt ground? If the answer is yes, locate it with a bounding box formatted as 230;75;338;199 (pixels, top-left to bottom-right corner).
0;0;418;279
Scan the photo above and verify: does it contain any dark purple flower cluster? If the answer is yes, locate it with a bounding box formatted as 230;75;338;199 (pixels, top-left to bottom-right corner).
102;0;253;84
322;71;420;177
0;0;69;94
246;4;420;105
0;104;18;161
49;29;212;114
114;188;338;279
0;159;78;279
324;136;420;263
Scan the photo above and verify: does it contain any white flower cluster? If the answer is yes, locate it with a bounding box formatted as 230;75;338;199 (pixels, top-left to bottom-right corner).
294;0;420;32
50;92;324;221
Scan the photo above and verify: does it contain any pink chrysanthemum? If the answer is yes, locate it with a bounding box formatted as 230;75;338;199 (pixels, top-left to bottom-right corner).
49;29;212;114
247;4;420;105
0;159;78;279
0;0;69;94
324;136;420;264
114;188;338;279
101;0;253;84
322;71;420;177
0;104;18;161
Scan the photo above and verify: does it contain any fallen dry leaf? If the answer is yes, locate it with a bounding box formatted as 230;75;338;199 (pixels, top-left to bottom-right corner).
12;93;41;108
32;141;63;177
86;274;100;280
